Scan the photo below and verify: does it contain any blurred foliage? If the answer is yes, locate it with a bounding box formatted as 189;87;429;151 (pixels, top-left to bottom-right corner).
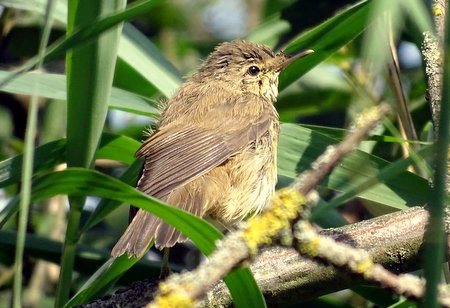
0;0;439;307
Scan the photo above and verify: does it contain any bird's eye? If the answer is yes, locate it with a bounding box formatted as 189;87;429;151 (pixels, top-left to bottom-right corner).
247;66;260;76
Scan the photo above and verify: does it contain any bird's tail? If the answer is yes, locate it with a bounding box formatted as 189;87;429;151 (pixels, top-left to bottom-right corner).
111;210;186;258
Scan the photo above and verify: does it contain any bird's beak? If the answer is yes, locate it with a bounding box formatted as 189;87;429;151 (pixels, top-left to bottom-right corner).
276;49;314;71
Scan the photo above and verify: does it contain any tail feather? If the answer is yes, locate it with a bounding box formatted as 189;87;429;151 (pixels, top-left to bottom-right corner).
111;210;157;257
155;222;186;249
112;179;206;258
111;210;186;257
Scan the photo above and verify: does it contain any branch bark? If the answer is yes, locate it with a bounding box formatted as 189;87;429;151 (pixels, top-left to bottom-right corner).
85;206;449;307
205;206;445;307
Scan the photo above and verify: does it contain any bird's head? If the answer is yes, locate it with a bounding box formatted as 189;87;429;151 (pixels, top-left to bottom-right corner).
194;40;313;102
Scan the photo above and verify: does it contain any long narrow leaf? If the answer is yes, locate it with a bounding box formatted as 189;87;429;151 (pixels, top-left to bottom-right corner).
118;24;182;97
0;71;158;116
57;2;127;305
0;0;181;98
0;230;161;277
279;0;375;90
0;0;67;24
80;159;142;233
311;145;434;219
278;124;431;209
26;168;261;307
0;133;139;188
12;1;57;305
30;168;220;251
0;0;165;65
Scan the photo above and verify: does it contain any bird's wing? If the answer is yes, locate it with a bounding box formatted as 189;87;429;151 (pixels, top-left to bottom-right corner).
136;114;273;200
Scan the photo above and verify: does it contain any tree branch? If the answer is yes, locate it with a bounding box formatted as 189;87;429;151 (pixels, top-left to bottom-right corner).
205;206;449;307
84;206;449;307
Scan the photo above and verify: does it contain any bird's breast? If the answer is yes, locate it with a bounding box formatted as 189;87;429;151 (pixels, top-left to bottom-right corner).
203;122;279;225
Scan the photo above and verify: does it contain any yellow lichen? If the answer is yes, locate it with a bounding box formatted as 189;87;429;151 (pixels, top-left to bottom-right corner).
353;106;381;129
299;236;320;256
151;293;194;308
433;7;443;16
242;188;306;254
356;259;374;275
150;283;195;308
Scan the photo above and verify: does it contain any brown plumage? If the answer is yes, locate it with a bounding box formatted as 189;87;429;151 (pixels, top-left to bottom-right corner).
111;40;313;258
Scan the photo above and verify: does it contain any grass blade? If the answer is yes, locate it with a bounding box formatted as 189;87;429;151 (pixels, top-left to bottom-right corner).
56;1;126;306
0;133;139;189
119;24;182;97
0;71;159;116
23;167;261;306
278;124;431;209
423;3;450;305
279;0;375;90
12;1;56;307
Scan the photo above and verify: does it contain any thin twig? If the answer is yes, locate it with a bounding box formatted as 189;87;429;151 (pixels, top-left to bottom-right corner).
422;32;443;134
386;15;419;158
293;103;390;196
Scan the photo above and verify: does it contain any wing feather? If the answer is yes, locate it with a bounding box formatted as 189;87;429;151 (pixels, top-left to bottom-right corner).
136;118;272;200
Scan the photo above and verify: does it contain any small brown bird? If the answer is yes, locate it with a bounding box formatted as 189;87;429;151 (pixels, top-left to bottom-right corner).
112;40;313;258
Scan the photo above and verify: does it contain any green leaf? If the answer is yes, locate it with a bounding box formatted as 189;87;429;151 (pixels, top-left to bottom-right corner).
0;0;68;24
352;286;398;307
0;133;140;188
0;230;162;287
65;255;139;307
80;159;142;233
399;0;432;33
388;298;419;308
58;1;127;305
300;124;431;145
33;167;219;306
0;133;140;232
352;286;399;307
0;0;181;99
30;168;222;250
113;57;159;98
245;14;290;47
312;145;434;219
0;71;158;116
224;269;266;308
45;0;165;62
0;139;65;188
27;168;262;306
96;134;141;165
278;124;431;209
0;0;166;65
119;24;183;97
279;0;375;90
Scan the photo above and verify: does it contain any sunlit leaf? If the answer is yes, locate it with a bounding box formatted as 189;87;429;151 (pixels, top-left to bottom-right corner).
0;71;158;116
279;0;375;89
278;124;431;209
